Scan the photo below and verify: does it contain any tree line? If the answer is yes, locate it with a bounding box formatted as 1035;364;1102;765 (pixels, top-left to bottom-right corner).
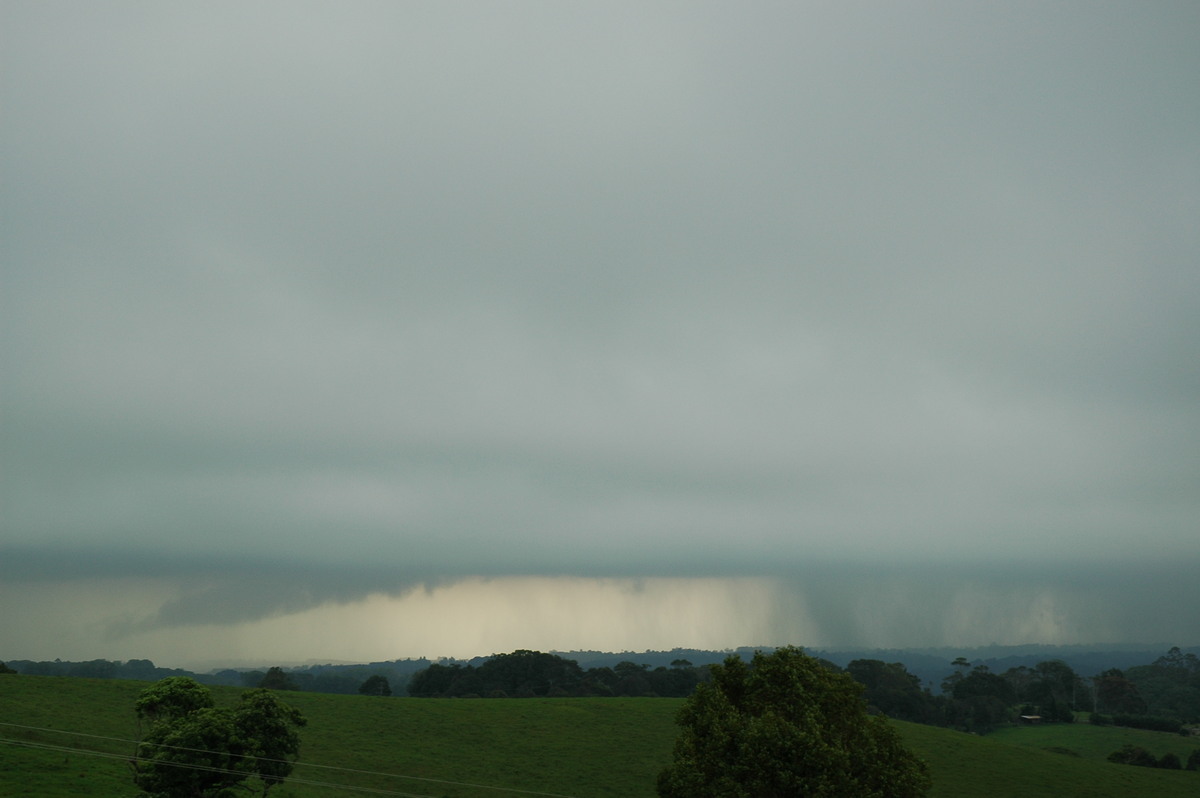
844;646;1200;734
5;645;1198;729
0;656;431;696
396;645;1200;736
407;649;705;697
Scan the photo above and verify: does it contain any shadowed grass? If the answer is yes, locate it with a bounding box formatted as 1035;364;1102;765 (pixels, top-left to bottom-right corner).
985;720;1197;763
893;719;1198;798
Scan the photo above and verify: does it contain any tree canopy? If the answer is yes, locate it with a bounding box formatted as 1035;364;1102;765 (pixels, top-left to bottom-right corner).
134;676;216;724
258;666;299;691
656;647;931;797
358;674;393;696
132;677;305;798
407;650;703;697
846;659;941;725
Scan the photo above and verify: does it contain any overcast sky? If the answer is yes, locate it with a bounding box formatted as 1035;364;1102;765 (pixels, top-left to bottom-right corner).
3;2;1198;670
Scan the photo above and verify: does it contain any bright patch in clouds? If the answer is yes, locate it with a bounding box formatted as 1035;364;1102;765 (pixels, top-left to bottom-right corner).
5;568;1196;671
1;577;776;669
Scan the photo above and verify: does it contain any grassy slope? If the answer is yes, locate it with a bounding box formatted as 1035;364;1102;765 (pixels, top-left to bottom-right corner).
0;677;143;797
284;691;681;797
2;675;1197;797
894;720;1197;798
986;720;1197;763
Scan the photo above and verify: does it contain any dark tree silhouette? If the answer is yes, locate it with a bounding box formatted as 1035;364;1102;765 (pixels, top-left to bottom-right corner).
358;674;393;696
657;647;931;797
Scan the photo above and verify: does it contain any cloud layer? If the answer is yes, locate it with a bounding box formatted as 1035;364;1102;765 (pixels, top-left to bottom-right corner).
3;2;1198;664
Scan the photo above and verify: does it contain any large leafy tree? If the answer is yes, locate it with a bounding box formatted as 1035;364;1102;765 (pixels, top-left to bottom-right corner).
132;677;305;797
1125;647;1200;722
358;674;393;696
1026;660;1081;722
657;647;931;797
846;659;941;724
946;664;1016;732
134;676;216;724
1094;668;1146;715
475;650;585;697
258;666;298;691
231;689;307;792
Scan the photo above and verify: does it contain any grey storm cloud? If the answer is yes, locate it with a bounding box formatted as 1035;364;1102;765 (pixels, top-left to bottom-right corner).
2;2;1198;660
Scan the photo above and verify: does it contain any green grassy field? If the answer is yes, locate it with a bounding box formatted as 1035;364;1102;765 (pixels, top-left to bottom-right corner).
2;675;1197;797
987;718;1197;764
892;720;1198;798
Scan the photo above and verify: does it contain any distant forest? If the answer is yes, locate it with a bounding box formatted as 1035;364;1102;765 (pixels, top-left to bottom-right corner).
4;645;1198;734
407;650;703;698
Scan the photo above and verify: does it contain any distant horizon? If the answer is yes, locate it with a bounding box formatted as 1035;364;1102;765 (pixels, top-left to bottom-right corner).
10;639;1199;677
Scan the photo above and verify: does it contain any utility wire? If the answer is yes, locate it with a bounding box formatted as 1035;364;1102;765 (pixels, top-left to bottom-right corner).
1;737;438;797
0;722;579;798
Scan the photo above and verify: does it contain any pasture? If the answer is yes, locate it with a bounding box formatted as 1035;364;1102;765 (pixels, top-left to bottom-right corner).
1;675;1196;797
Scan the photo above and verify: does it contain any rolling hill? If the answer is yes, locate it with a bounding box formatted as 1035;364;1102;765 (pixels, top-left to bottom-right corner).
1;675;1196;797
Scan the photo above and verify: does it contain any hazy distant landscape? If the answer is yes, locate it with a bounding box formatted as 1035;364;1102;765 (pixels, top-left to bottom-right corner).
7;643;1200;702
8;643;1200;724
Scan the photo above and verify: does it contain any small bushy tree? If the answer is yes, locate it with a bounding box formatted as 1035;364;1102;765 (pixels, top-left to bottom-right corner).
1106;744;1157;768
132;677;305;797
1158;752;1181;769
656;647;931;797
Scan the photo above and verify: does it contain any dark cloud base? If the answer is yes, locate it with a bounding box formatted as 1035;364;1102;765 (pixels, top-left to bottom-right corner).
5;544;1197;650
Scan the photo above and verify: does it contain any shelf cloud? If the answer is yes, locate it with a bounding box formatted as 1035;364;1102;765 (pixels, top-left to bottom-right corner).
3;1;1198;667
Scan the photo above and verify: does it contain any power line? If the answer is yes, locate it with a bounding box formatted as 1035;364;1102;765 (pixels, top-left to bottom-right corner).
0;737;436;797
0;722;580;798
